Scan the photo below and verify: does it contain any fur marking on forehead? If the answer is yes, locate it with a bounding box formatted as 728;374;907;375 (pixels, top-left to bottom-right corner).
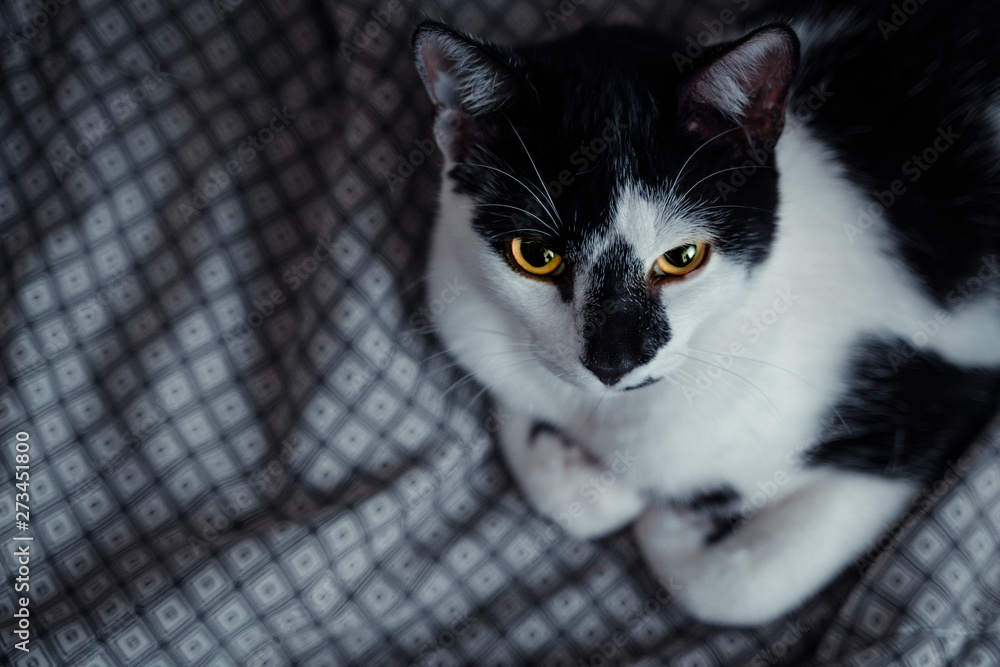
591;181;708;261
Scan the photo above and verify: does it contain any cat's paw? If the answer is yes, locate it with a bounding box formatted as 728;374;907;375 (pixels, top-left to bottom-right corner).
634;505;756;623
634;504;718;562
497;414;647;539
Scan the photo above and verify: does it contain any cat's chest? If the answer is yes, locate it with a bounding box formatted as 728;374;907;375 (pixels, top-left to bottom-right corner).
540;372;826;501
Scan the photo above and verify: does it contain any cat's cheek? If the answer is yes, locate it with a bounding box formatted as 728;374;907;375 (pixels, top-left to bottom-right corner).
741;322;761;343
580;481;601;504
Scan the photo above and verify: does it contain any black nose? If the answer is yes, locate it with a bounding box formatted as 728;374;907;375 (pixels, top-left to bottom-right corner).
581;241;672;387
581;305;669;387
583;356;636;386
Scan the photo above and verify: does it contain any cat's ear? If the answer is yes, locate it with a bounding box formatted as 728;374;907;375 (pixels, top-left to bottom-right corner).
679;25;799;147
413;22;521;159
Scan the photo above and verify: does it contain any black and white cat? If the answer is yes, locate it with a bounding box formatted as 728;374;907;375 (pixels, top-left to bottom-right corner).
412;1;1000;625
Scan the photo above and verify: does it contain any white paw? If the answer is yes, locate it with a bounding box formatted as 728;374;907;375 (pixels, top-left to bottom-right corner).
634;504;717;561
498;417;646;539
635;506;781;625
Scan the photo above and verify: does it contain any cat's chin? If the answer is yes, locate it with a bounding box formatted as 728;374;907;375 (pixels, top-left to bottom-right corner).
561;371;664;396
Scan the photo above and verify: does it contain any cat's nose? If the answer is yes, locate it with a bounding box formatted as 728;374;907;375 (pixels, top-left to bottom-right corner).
583;356;636;386
581;306;667;386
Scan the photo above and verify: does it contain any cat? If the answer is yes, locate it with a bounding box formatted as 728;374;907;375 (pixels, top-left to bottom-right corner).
412;0;1000;625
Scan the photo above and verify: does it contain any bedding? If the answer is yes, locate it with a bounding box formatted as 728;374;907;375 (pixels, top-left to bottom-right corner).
1;0;999;664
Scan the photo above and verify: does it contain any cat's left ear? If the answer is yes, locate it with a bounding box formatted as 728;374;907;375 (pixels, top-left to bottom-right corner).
679;25;799;147
413;22;522;160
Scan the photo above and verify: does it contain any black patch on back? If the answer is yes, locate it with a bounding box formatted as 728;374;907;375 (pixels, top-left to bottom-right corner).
808;338;1000;484
758;0;1000;302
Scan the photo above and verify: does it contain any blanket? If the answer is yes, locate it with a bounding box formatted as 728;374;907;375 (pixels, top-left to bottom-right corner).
1;0;998;664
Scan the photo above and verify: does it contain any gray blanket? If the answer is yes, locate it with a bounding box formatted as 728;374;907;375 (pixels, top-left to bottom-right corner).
1;0;999;664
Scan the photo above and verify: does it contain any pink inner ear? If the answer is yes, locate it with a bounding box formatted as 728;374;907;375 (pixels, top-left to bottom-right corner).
681;27;798;141
416;27;517;117
697;33;795;120
419;41;454;109
417;37;446;106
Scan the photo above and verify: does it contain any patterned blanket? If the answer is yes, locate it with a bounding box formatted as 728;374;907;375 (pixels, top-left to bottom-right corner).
1;0;998;664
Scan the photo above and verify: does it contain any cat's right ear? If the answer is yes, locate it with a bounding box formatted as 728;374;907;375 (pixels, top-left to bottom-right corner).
413;22;521;159
678;25;800;149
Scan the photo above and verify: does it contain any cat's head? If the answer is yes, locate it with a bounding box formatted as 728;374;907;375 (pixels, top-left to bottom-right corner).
414;22;799;392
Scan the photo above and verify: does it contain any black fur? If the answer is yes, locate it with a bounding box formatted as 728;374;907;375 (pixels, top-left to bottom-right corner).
416;9;1000;484
529;419;562;444
762;0;1000;303
748;0;1000;483
809;338;1000;484
685;487;741;512
415;22;787;275
678;487;743;544
582;239;672;386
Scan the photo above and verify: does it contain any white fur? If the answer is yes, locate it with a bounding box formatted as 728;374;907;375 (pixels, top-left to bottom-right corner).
425;106;1000;627
497;412;646;539
634;471;914;624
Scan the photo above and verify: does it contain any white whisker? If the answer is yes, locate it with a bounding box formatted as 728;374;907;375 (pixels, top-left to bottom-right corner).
681;165;774;201
699;204;777;216
469;203;559;237
674;351;784;424
455;161;560;234
674;127;742;187
505;118;564;227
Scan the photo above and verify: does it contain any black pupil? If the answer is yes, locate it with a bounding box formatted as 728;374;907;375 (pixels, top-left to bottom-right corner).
664;244;697;267
521;241;554;267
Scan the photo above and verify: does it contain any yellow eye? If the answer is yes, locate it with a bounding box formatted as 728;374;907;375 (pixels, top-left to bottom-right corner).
654;241;708;277
510;237;563;276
